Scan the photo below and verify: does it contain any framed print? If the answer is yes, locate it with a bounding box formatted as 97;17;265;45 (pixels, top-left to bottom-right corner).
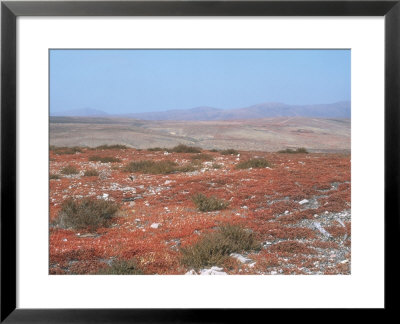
1;0;399;321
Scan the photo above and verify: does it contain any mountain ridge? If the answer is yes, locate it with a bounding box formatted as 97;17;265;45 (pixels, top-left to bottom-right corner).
51;101;351;120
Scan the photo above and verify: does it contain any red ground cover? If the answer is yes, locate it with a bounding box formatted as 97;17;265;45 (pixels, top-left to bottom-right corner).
49;148;351;275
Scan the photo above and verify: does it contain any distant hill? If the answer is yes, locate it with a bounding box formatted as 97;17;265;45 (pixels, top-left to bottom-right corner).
51;108;108;117
51;101;350;120
122;101;350;120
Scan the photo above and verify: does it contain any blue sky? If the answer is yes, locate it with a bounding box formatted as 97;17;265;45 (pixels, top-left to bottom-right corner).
50;49;350;114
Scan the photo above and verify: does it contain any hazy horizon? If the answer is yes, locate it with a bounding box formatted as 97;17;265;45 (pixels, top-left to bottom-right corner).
50;49;351;115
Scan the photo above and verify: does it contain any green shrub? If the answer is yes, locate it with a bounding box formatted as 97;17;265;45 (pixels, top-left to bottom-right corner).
220;149;239;155
192;193;229;212
84;169;99;177
191;153;214;162
49;173;60;179
94;144;128;150
236;158;271;169
57;197;119;231
147;147;166;152
168;144;202;153
177;164;199;172
209;149;219;152
180;224;260;270
97;259;143;275
277;147;309;154
89;156;121;163
60;165;79;175
123;160;178;174
212;163;222;169
50;146;83;155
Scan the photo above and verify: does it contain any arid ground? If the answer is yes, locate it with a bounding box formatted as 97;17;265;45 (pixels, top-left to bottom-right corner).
49;146;351;275
50;117;350;153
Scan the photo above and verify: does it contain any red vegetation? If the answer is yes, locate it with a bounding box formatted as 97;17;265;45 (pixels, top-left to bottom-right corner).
49;148;351;275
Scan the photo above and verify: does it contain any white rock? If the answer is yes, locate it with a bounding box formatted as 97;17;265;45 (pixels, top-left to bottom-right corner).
299;199;309;205
230;253;253;264
185;269;198;275
313;222;331;238
285;210;289;215
337;218;346;227
163;152;170;155
270;271;278;275
199;266;228;275
340;259;349;264
150;223;160;229
62;238;68;242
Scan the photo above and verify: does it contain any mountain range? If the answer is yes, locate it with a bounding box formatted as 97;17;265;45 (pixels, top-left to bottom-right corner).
51;101;351;120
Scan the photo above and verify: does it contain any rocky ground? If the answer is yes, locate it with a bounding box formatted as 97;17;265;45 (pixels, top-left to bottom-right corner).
49;147;351;275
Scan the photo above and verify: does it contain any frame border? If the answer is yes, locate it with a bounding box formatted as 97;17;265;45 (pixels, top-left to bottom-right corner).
1;0;399;322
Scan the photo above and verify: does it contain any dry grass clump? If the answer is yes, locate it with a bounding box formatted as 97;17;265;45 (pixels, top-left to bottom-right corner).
191;153;214;162
177;164;199;172
277;147;308;154
60;165;79;175
212;163;222;169
236;158;271;169
192;193;229;212
56;197;119;231
97;259;143;275
89;156;121;163
50;146;83;155
147;147;167;152
169;144;201;153
94;144;128;150
181;224;260;270
123;160;178;174
49;173;60;180
124;160;200;174
83;169;99;177
220;149;239;155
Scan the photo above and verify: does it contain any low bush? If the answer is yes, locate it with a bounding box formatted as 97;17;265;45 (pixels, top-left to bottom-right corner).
168;144;202;153
277;147;309;154
97;259;143;275
84;169;99;177
89;156;121;163
49;173;60;179
60;165;79;175
212;163;222;169
191;153;214;162
94;144;128;150
123;160;178;174
57;197;119;231
220;149;239;155
209;149;219;152
180;224;260;270
236;158;271;169
147;147;166;152
177;164;199;172
50;146;83;155
192;193;229;212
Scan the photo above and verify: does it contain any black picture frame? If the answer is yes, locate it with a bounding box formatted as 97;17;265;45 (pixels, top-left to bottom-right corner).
1;0;399;322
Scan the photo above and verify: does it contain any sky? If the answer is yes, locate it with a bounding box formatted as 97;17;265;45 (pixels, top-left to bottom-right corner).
50;49;350;114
